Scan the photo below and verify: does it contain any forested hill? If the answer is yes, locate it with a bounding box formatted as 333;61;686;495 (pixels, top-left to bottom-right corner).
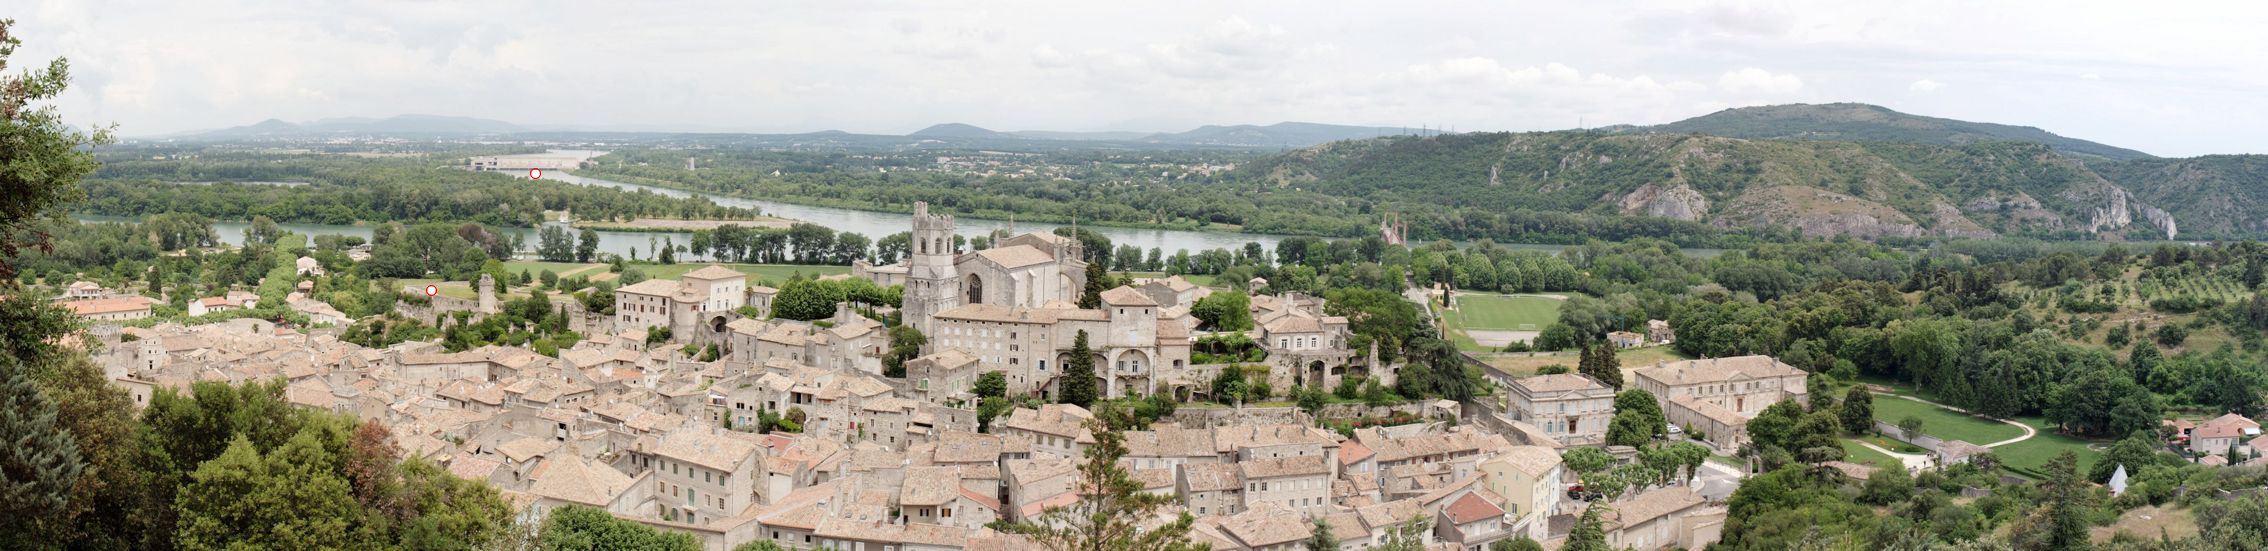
1232;130;2268;241
1632;103;2154;161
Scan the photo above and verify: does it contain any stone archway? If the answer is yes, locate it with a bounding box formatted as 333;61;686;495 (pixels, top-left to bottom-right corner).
710;315;730;334
1308;360;1326;388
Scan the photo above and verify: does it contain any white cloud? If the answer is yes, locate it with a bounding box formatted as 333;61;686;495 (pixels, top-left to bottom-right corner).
1717;68;1804;95
10;0;2268;155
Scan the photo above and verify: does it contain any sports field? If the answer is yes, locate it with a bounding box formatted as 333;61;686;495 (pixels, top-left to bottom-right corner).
1444;293;1564;351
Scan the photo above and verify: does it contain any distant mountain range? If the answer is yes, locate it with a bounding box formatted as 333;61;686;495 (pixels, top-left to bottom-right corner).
169;117;1428;149
1625;103;2152;161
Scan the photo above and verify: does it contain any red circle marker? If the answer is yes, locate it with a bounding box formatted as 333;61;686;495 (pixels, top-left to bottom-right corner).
529;168;544;180
424;284;439;298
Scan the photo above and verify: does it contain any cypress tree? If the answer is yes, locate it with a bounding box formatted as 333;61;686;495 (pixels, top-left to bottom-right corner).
1060;330;1099;407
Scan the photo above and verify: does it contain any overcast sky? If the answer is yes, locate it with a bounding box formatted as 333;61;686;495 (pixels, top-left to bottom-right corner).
17;0;2267;156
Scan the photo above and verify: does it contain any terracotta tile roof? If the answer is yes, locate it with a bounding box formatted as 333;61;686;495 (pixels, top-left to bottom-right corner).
1219;505;1310;547
1632;355;1806;387
63;296;157;316
1483;445;1562;477
1442;492;1506;525
1600;486;1703;529
681;265;746;280
616;279;682;297
1239;455;1329;479
651;428;760;472
526;455;636;507
1339;440;1375;465
1179;462;1243;492
1513;373;1609;394
900;466;963;506
1101;287;1157;306
1003;404;1096;440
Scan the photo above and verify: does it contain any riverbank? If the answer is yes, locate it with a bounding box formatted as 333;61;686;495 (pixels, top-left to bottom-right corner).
563;168;1324;239
571;217;795;232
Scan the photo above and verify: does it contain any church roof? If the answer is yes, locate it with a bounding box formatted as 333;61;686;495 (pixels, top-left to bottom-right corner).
971;245;1057;269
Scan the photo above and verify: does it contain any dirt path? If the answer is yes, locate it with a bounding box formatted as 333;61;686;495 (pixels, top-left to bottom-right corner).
555;263;608;279
1857;439;1933;472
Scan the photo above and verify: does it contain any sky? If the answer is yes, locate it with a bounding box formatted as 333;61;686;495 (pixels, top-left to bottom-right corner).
16;0;2268;157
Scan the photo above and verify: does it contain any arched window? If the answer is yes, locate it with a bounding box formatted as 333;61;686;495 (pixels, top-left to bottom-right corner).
966;274;984;304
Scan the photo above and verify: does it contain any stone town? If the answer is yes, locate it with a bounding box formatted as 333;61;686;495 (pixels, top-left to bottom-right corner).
69;203;1765;551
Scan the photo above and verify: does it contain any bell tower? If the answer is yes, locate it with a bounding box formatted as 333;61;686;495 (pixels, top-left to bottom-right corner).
904;201;960;333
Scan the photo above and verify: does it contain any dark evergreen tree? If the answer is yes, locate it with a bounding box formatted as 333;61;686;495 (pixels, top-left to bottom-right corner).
0;358;84;547
1060;330;1099;407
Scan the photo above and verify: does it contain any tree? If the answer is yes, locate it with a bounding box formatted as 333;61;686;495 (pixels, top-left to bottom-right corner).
1857;461;1913;505
2015;450;2093;551
735;541;789;551
771;277;841;321
19;352;141;549
1578;344;1622;389
1612;389;1666;439
539;505;698;551
1191;291;1253;331
1839;387;1874;434
1078;260;1108;309
974;371;1007;399
1565;504;1610;551
1375;515;1431;551
0;358;83;546
575;228;600;263
243;215;284;247
1060;331;1099;407
1304;518;1336;551
2091;434;2166;483
1004;419;1204;551
537;225;577;262
1607;408;1656;447
882;325;926;378
0;18;110;281
1562;447;1615;481
978;397;1012;433
1493;537;1545;551
1296;384;1328;422
1747;401;1806;455
1897;416;1925;439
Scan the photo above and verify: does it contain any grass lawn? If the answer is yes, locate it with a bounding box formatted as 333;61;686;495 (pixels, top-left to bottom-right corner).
1707;454;1747;469
625;263;852;286
1995;417;2102;479
501;261;608;278
1446;293;1564;331
1840;440;1902;469
1872;395;2025;445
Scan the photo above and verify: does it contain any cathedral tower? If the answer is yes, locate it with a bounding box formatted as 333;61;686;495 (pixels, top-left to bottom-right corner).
904;201;960;333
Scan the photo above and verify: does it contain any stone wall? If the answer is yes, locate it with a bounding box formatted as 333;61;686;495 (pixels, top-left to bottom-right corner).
1167;406;1309;428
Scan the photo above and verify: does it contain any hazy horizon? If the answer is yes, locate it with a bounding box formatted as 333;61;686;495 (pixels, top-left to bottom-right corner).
18;0;2268;156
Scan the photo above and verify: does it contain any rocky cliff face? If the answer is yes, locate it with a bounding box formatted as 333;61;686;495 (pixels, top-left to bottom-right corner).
1619;182;1710;221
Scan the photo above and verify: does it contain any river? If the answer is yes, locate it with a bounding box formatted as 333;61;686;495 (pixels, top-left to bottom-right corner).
73;171;1306;262
542;171;1299;254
